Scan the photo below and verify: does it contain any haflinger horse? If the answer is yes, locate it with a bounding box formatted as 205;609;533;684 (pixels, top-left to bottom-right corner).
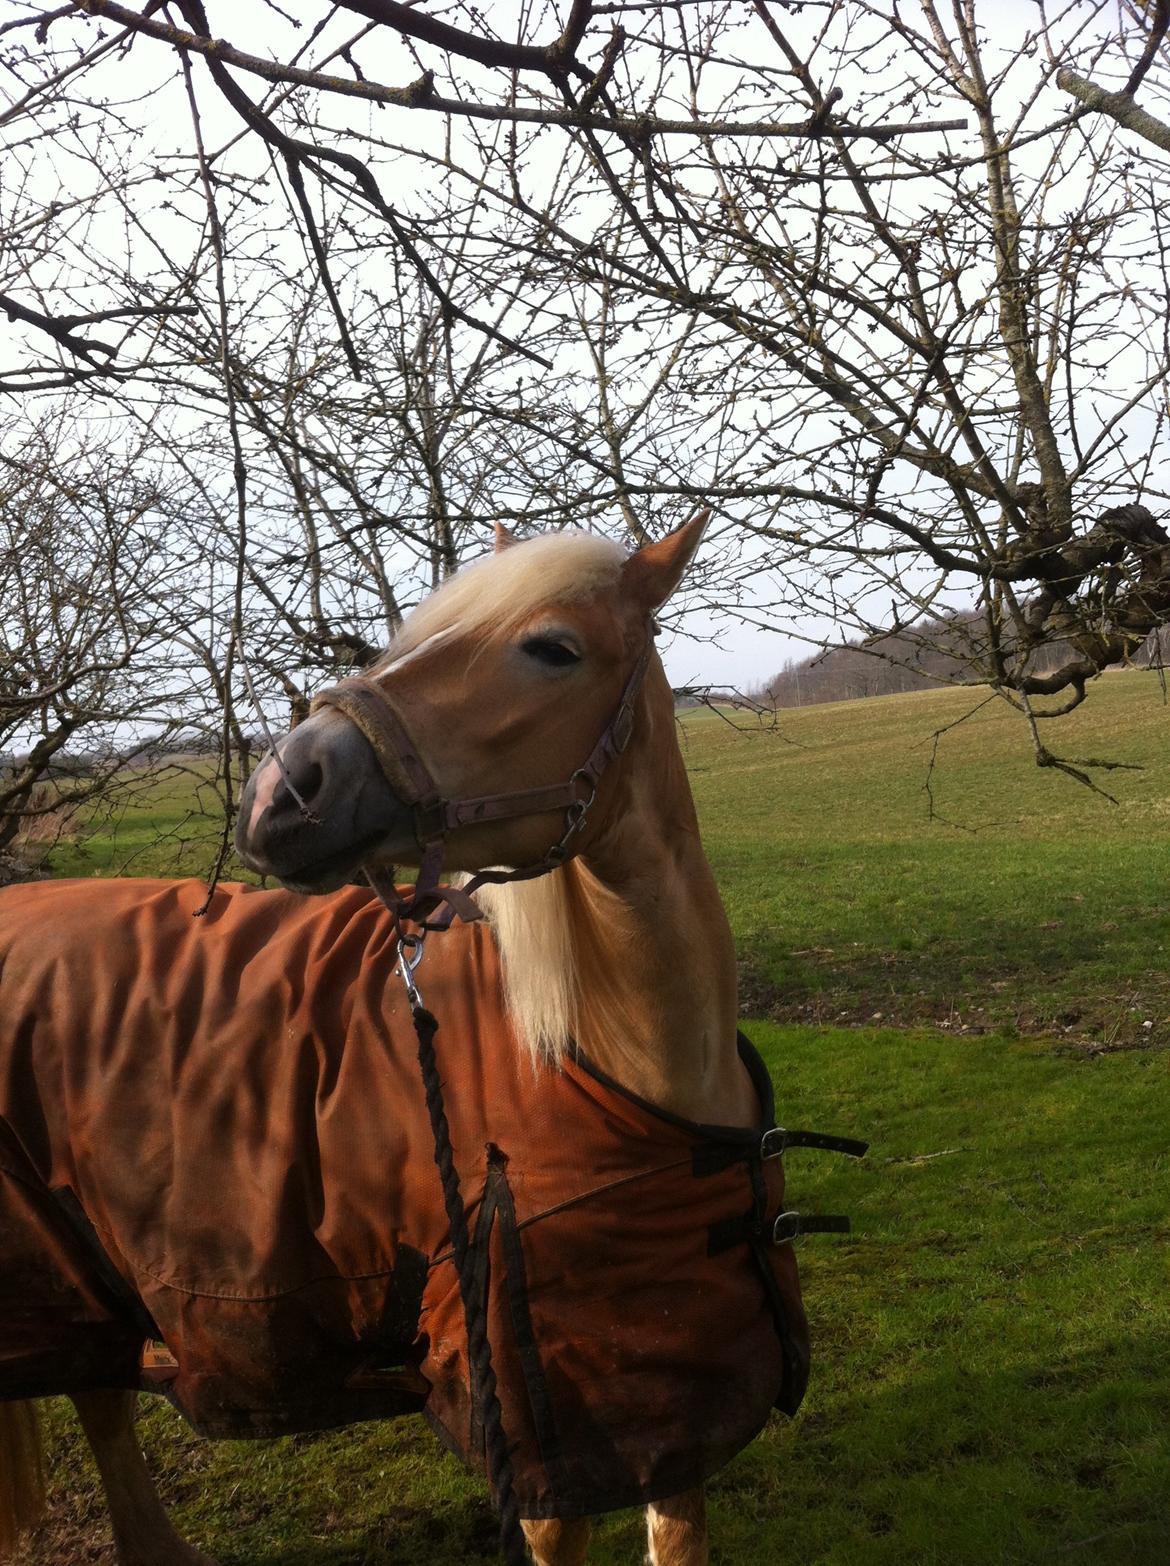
0;515;860;1566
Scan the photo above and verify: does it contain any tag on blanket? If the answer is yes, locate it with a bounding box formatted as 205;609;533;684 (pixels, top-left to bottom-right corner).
140;1340;180;1382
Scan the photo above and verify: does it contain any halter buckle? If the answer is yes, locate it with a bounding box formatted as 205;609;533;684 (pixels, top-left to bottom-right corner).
570;768;597;809
413;799;448;845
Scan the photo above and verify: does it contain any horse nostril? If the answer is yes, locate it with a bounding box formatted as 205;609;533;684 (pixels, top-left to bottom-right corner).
277;759;324;815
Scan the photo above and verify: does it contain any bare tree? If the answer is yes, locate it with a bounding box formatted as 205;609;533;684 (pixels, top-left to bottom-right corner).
0;419;203;857
3;0;1170;823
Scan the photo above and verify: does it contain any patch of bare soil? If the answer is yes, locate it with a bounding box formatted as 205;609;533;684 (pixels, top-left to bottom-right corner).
736;956;1170;1054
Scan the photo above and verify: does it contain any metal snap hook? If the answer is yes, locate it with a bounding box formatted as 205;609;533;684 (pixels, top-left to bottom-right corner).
397;932;426;1008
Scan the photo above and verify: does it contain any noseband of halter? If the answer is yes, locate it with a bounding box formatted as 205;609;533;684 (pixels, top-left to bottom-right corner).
308;633;656;931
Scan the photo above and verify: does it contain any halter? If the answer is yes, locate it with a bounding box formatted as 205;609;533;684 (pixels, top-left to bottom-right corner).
308;631;656;933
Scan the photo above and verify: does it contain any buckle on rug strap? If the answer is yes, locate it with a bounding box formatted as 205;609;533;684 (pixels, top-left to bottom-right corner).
772;1211;852;1245
761;1127;869;1161
708;1209;853;1255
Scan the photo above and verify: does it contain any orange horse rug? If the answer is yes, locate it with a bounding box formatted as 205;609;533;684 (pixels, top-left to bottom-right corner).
0;877;844;1518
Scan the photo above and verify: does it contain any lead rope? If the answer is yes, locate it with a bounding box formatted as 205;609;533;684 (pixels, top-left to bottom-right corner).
398;937;529;1566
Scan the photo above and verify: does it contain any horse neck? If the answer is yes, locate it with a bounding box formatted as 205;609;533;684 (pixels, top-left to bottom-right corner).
565;835;751;1126
483;671;756;1128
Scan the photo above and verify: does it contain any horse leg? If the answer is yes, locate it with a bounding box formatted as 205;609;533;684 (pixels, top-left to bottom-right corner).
645;1487;708;1566
71;1390;218;1566
522;1515;592;1565
0;1401;46;1558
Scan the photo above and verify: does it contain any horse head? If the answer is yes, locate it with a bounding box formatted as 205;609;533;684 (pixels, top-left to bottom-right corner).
236;514;708;896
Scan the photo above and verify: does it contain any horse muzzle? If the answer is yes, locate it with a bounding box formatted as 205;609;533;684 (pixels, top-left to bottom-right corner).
235;706;416;892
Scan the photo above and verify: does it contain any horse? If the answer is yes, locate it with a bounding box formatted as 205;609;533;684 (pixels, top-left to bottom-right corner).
0;515;852;1565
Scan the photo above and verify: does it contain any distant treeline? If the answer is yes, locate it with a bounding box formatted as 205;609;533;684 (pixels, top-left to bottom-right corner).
762;617;1169;709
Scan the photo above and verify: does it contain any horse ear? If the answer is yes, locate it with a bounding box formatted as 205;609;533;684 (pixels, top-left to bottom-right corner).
494;521;519;552
621;509;710;609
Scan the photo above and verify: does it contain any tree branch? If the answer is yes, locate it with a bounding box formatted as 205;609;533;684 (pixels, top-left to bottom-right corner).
70;2;965;138
1056;68;1170;153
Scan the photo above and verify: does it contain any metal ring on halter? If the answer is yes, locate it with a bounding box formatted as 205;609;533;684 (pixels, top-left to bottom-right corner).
397;932;426;1007
569;768;598;812
545;771;600;868
563;769;598;839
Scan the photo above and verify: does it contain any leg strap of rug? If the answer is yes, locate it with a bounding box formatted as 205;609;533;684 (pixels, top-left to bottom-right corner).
411;1003;528;1566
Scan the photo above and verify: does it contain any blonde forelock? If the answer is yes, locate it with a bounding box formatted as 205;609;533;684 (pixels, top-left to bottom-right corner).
384;531;627;662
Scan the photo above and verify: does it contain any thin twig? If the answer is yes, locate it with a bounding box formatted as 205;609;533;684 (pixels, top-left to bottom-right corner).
917;692;1000;829
233;633;321;824
675;685;809;744
178;39;250;913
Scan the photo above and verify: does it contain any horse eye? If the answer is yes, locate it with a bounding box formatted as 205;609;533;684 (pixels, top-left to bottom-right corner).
521;637;581;667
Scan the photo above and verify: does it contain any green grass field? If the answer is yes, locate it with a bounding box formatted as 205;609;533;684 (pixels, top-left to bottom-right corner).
685;672;1170;1051
14;672;1170;1565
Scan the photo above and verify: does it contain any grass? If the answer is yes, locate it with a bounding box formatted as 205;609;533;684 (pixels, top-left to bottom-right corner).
45;762;233;882
683;671;1170;1049
13;670;1170;1563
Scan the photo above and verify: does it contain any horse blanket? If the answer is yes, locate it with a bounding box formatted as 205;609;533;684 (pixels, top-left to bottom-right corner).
0;877;814;1518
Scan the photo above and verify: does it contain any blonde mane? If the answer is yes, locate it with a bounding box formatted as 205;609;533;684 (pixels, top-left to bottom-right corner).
474;874;579;1063
383;531;627;665
476;867;645;1070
